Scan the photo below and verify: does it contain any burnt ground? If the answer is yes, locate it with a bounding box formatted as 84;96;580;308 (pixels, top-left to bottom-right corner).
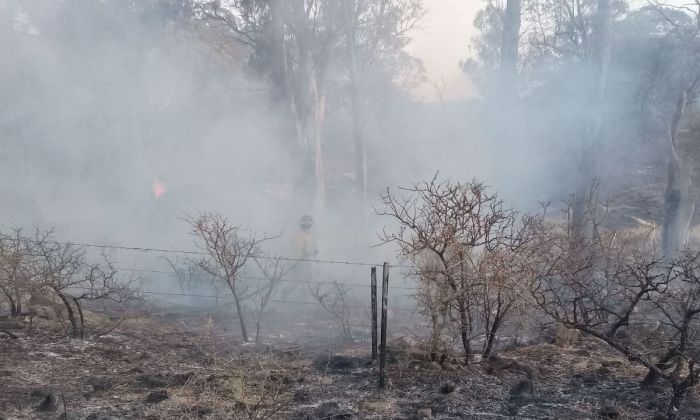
1;308;698;420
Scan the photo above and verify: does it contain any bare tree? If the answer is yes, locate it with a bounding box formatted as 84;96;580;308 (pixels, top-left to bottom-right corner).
662;80;700;257
195;0;423;215
252;255;293;344
308;279;358;342
501;0;522;93
16;230;140;338
649;0;700;257
570;0;613;243
0;228;35;317
532;221;700;418
186;213;270;342
378;174;547;362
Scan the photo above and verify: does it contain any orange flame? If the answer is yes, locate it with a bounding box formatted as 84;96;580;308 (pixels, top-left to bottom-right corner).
152;178;167;198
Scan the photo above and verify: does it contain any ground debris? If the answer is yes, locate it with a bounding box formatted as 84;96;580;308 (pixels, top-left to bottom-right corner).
36;392;61;412
416;407;432;419
314;354;366;374
136;373;168;389
293;401;353;419
0;312;687;419
145;389;169;404
599;401;621;418
86;376;112;393
509;379;533;396
440;381;456;394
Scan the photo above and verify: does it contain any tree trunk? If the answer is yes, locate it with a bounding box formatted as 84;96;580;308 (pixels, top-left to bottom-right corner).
668;381;690;420
641;350;677;386
311;74;326;216
500;0;521;92
663;161;694;257
457;298;471;365
483;308;503;358
285;0;326;216
663;90;695;258
255;313;263;344
254;294;271;344
344;0;367;206
72;296;85;339
571;0;612;242
14;288;21;316
56;292;79;338
4;291;17;316
232;290;248;342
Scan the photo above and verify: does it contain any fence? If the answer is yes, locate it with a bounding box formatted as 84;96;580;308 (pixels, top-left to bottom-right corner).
26;239;428;387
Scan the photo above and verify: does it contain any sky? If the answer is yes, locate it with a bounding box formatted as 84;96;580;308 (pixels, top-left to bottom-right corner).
408;0;690;102
406;0;480;102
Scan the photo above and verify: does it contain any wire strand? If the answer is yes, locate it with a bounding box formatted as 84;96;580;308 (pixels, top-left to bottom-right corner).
117;267;420;291
40;240;415;268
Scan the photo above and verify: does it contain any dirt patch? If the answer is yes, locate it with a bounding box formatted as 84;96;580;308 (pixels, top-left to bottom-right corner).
0;311;690;419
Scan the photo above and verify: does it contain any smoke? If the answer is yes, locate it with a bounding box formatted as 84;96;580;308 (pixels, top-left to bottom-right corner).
1;1;295;249
1;0;685;288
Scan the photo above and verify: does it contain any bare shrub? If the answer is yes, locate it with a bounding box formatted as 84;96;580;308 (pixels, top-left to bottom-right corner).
185;213;271;342
378;175;548;362
308;280;359;342
252;255;293;344
532;222;700;418
31;232;138;338
0;228;138;338
0;228;34;317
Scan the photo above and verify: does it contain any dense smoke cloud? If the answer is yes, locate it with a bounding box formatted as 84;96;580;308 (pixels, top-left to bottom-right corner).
3;0;695;272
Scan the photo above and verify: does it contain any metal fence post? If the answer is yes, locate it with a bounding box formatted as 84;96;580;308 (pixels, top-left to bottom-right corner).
379;262;389;388
371;266;378;361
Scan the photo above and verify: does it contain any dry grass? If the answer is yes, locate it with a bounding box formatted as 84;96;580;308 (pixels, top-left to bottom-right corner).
0;309;695;419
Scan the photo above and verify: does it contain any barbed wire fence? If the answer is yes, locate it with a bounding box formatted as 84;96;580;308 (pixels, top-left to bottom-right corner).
35;239;432;368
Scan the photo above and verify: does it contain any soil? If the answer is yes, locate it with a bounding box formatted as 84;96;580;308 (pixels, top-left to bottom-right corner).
0;308;697;420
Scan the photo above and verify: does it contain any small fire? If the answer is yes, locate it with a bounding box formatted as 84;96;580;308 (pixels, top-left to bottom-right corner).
152;178;167;198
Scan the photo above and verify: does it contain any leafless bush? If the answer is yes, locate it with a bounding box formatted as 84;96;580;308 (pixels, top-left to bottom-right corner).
252;255;293;344
185;213;271;342
32;233;138;338
532;222;700;418
308;280;359;342
0;228;138;338
0;228;34;316
378;174;549;362
167;255;221;294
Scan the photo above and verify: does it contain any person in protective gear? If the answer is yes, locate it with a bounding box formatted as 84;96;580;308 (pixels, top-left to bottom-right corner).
285;215;318;296
291;215;318;260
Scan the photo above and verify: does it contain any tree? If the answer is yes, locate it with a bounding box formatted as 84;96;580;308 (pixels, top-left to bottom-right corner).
308;279;358;342
32;236;138;338
196;0;423;216
500;0;521;92
252;254;292;344
0;229;35;317
572;0;613;240
662;79;700;257
378;175;549;362
533;226;700;419
0;227;138;338
186;213;270;342
0;229;138;338
466;1;628;210
636;2;700;257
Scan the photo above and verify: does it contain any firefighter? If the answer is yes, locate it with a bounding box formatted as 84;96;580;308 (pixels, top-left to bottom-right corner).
286;215;317;293
291;214;318;260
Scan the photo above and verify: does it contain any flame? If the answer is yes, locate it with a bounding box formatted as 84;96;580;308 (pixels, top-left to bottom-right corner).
152;178;167;198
